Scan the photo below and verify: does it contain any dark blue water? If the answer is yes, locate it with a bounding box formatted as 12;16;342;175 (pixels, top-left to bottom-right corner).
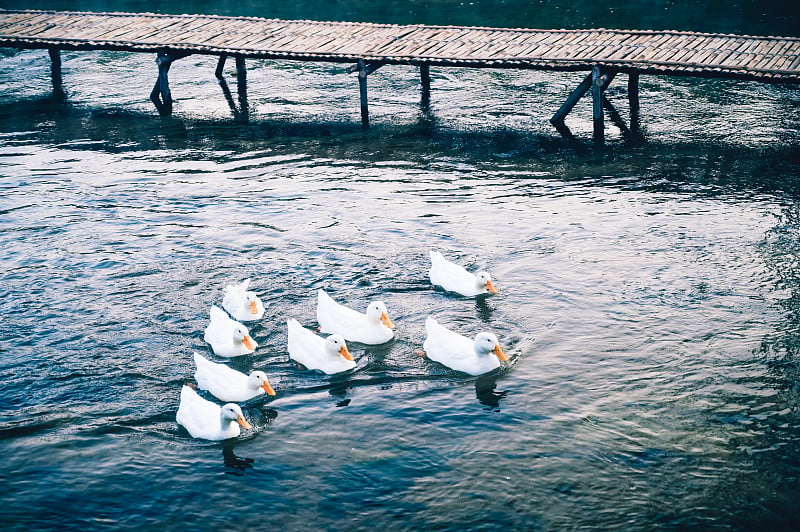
2;2;800;531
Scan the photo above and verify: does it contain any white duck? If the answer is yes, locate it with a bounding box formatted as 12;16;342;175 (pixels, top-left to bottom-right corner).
287;318;355;374
423;317;508;376
193;352;276;403
428;250;497;297
316;289;395;344
176;385;252;441
203;305;257;357
222;279;265;322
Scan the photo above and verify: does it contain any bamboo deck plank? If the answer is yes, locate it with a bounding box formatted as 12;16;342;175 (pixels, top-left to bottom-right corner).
412;32;463;57
605;33;654;61
761;41;798;71
699;41;738;67
459;38;502;58
165;20;227;45
760;39;793;65
10;21;53;38
676;37;721;61
434;36;480;57
515;36;565;57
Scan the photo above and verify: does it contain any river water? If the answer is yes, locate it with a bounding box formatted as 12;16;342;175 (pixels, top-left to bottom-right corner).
2;1;800;531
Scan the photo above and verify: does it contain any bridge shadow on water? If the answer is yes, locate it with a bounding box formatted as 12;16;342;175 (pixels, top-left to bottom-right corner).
2;94;800;197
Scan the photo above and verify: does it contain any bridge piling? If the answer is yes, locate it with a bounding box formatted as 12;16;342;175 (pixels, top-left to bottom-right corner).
592;66;608;144
628;73;641;133
358;59;369;127
48;47;63;97
235;56;248;122
420;64;431;109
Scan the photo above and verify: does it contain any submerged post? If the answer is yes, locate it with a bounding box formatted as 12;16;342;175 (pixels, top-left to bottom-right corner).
420;64;431;109
592;66;606;144
48;47;64;97
150;51;191;116
628;72;640;133
235;56;249;122
347;60;384;127
215;53;247;122
358;59;369;128
150;51;174;116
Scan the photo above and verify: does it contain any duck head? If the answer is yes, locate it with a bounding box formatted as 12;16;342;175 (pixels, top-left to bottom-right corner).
325;334;354;361
245;292;260;316
476;271;498;294
220;403;252;430
247;370;276;396
474;332;508;361
367;301;395;329
233;325;257;351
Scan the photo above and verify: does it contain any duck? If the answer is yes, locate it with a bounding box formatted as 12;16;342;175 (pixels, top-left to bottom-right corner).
316;289;395;344
428;250;497;297
287;318;355;374
203;305;257;357
193;351;276;403
222;279;265;322
176;385;252;441
422;317;508;376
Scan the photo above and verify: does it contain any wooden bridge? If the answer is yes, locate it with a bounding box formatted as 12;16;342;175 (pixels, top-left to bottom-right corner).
1;9;799;143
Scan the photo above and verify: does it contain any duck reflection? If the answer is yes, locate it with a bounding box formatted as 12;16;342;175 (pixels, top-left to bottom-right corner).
329;383;351;407
475;374;508;410
222;444;254;475
475;296;495;322
221;405;278;475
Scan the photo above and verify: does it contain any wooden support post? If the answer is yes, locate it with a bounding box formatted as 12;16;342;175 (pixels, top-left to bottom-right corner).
592;66;606;144
215;53;247;122
358;59;369;128
420;64;431;109
551;73;592;125
346;60;384;127
215;55;238;117
602;95;630;136
215;53;227;80
628;72;640;133
235;56;249;122
150;51;174;116
552;69;620;144
149;51;191;116
48;47;64;97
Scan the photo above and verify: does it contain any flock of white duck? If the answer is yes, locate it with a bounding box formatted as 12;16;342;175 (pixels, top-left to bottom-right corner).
176;250;508;441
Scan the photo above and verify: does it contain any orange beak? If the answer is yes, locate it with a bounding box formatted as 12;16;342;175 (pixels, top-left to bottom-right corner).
380;312;395;329
249;301;258;315
237;415;252;430
486;280;498;294
340;345;354;361
493;344;508;362
261;380;276;396
243;335;256;351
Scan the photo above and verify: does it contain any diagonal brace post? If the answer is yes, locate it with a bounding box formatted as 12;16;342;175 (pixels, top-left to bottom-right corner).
550;73;593;125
